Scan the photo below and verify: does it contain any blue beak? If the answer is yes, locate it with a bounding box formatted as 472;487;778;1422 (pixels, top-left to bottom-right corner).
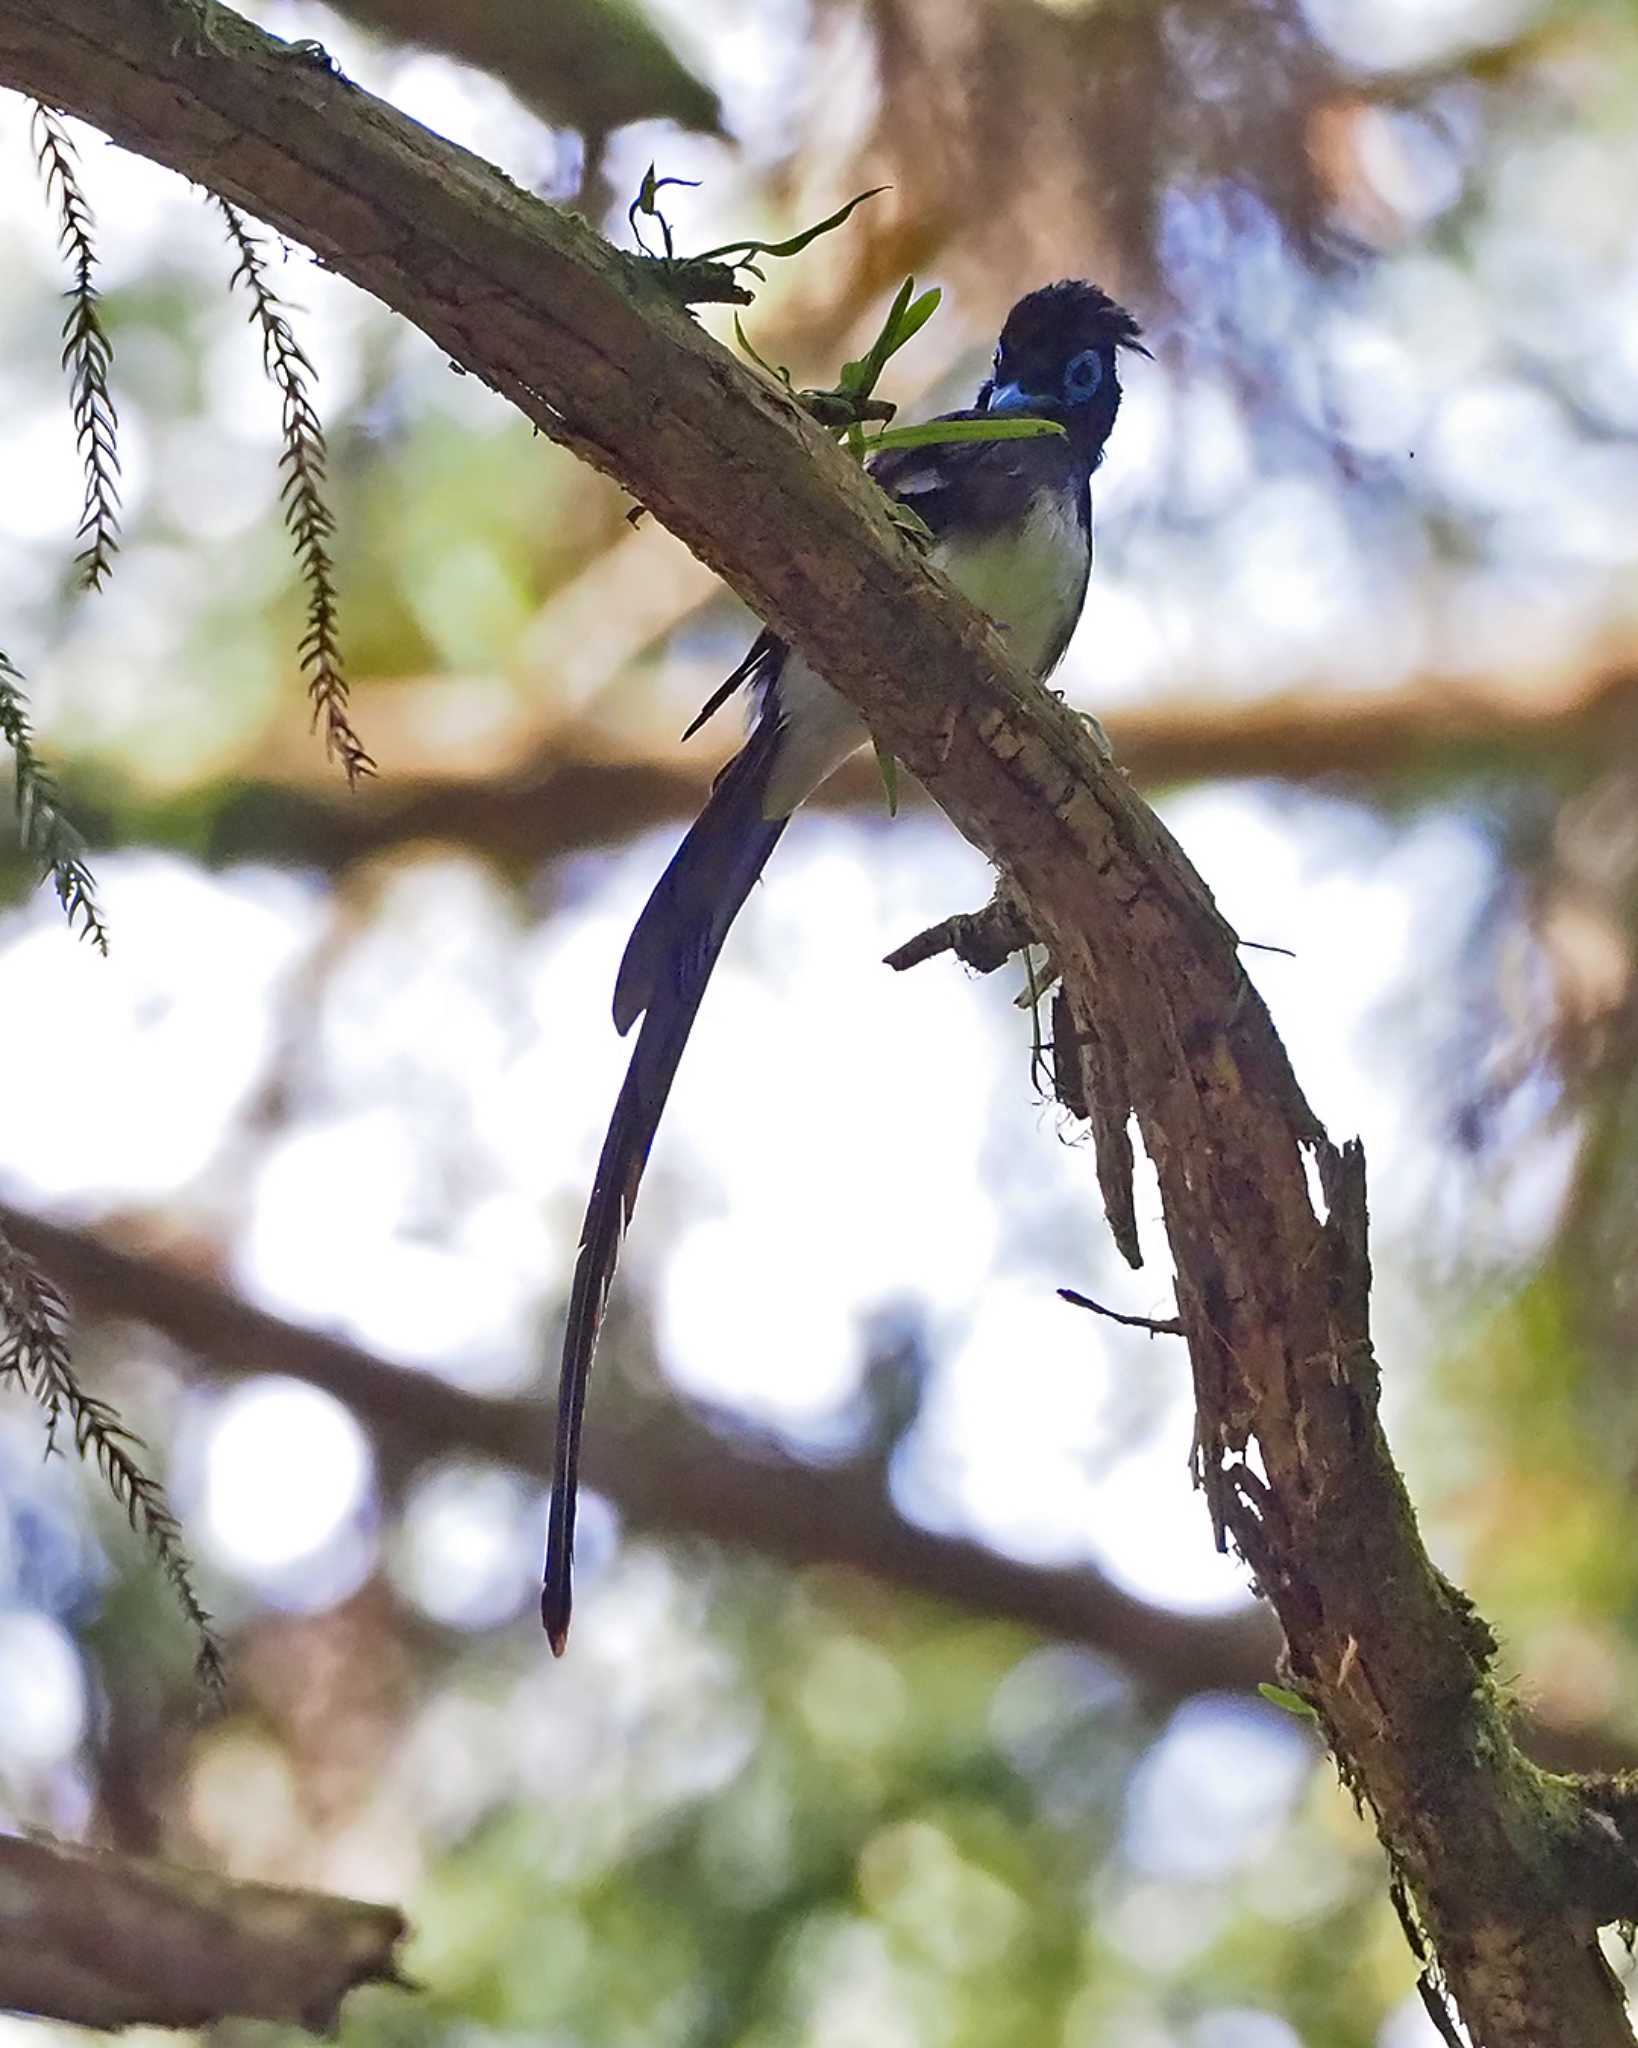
986;380;1045;415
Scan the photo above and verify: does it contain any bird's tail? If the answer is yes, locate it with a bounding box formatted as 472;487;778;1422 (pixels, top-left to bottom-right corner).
543;717;787;1653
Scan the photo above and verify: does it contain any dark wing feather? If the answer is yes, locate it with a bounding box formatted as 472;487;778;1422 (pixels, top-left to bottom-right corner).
543;714;787;1652
680;629;785;743
868;406;1080;543
616;640;788;1033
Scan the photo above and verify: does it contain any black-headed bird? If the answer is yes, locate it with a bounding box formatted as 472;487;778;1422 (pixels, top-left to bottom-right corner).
544;278;1147;1651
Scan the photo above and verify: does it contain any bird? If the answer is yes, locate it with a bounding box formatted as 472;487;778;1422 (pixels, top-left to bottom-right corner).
542;278;1147;1652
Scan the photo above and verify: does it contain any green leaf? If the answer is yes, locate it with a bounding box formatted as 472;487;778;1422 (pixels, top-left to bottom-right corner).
839;275;916;396
840;276;942;400
732;313;791;388
873;734;900;817
865;416;1067;455
889;285;942;355
695;186;887;268
1258;1682;1320;1722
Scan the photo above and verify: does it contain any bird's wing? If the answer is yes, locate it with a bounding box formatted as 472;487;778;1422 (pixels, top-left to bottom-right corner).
680;628;786;743
871;407;1091;681
867;407;1078;543
676;413;1069;753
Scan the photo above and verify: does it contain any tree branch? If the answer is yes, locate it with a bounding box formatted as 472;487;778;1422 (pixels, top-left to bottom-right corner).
0;1832;405;2033
0;1201;1278;1704
3;1202;1629;1781
64;653;1638;879
3;8;1636;2038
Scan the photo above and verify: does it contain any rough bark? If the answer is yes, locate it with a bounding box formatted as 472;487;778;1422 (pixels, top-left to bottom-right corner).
4;5;1638;2039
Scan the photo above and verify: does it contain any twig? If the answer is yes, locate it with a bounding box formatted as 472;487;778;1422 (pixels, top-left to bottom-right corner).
885;891;1036;974
1057;1287;1183;1337
0;649;108;949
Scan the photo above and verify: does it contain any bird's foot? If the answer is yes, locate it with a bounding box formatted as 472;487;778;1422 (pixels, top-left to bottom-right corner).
1053;694;1113;761
286;37;340;68
1078;709;1113;760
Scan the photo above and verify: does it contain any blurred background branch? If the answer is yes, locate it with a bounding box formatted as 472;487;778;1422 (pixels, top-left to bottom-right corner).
0;1200;1279;1710
9;1196;1633;1789
0;1831;406;2031
50;648;1638;877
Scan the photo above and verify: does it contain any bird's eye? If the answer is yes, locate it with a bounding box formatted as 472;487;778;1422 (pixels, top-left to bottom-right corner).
1063;348;1103;401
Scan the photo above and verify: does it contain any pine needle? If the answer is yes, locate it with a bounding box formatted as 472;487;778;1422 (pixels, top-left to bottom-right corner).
0;1227;223;1693
30;105;122;593
0;650;108;953
213;197;374;785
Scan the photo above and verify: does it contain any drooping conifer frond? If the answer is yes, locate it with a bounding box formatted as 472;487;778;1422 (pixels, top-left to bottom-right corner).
213;196;375;785
30;104;122;593
0;1226;223;1692
0;650;108;953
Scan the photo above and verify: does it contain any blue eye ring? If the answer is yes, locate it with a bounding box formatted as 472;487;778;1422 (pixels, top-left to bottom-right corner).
1063;348;1104;401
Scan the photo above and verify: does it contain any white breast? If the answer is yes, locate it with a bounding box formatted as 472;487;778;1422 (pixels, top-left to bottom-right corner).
757;486;1092;820
933;488;1090;682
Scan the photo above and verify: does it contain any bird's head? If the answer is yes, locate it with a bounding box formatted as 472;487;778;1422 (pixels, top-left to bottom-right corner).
981;280;1147;464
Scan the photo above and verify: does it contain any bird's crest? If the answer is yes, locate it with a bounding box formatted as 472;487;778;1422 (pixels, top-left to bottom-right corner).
1000;279;1150;360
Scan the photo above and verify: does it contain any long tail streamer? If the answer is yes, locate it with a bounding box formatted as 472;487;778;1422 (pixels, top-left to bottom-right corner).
543;718;786;1652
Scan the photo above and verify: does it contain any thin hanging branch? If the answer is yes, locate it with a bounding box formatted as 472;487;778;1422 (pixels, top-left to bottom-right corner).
213;196;374;785
0;1224;222;1689
30;101;121;591
0;648;107;950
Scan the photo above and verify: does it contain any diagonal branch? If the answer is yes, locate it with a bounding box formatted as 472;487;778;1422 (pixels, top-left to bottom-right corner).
1;8;1636;2040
